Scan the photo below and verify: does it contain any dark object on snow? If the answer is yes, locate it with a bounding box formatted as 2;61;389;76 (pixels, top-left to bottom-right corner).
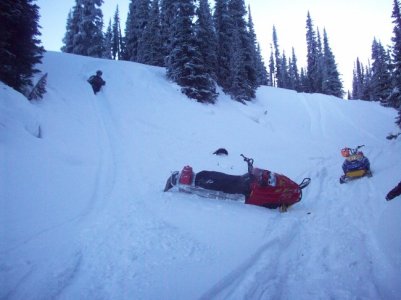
88;70;106;94
213;148;228;155
386;181;401;201
339;145;372;184
164;154;311;212
386;132;400;140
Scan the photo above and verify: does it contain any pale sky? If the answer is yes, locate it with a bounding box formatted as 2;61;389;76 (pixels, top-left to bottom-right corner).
36;0;394;93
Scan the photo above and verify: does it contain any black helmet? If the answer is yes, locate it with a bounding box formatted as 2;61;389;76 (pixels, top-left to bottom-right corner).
96;70;102;76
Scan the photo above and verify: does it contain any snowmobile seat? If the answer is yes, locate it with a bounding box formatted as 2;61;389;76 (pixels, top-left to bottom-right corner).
195;171;250;195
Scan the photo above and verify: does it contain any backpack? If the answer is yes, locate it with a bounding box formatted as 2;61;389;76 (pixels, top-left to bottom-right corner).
88;75;96;84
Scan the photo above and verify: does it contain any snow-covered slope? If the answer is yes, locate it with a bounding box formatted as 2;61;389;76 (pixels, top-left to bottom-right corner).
1;52;401;299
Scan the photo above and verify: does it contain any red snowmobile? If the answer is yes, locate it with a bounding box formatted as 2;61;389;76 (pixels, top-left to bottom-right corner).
164;154;311;212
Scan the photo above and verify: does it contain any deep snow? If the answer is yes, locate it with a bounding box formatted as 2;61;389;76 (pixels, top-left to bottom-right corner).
1;52;401;299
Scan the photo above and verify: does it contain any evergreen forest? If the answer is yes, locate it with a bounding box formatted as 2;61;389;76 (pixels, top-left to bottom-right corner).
0;0;400;127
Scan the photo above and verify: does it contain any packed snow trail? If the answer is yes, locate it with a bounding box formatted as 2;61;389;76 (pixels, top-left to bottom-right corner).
1;52;401;299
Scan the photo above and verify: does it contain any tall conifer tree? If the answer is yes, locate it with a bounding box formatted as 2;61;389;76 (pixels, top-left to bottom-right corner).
73;0;104;57
315;27;324;93
103;20;113;59
289;48;300;91
227;0;257;102
160;0;176;63
0;0;45;94
214;0;232;91
305;12;320;93
388;0;401;109
363;63;373;100
299;68;308;92
351;58;365;100
138;0;163;66
371;38;392;103
268;46;275;86
112;6;122;60
279;51;290;88
61;10;74;53
248;6;267;86
62;1;82;53
195;0;218;80
256;44;269;85
321;29;343;97
272;26;282;87
124;0;149;61
166;0;217;103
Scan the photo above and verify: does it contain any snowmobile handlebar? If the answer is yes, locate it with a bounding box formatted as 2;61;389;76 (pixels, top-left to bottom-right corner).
349;145;365;155
345;145;365;155
240;154;254;174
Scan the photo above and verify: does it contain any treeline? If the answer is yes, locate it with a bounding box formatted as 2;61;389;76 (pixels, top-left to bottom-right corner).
0;0;346;104
61;0;345;103
349;0;401;127
62;0;266;103
0;0;400;129
269;13;343;98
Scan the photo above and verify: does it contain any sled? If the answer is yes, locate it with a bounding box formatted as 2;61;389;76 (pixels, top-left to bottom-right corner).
164;154;311;212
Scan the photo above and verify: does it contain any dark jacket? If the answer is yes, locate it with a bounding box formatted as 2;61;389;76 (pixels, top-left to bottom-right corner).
88;75;106;94
386;181;401;201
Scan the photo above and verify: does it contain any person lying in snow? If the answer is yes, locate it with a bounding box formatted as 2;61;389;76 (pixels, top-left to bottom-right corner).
88;70;106;94
386;181;401;201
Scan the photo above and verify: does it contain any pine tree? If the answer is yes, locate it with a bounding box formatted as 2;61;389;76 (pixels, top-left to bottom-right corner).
289;48;300;91
299;68;308;92
272;26;283;87
305;12;320;93
227;0;257;102
137;0;164;66
73;0;105;57
214;0;232;91
388;0;401;109
351;58;365;99
256;44;269;85
363;63;373;100
125;0;150;62
166;0;217;103
321;29;343;97
228;26;248;102
371;38;392;103
278;51;290;89
112;6;122;60
160;0;176;63
248;6;267;86
61;10;74;53
315;27;324;93
195;0;218;80
0;0;45;94
62;1;82;53
268;46;275;86
103;20;113;59
351;69;358;99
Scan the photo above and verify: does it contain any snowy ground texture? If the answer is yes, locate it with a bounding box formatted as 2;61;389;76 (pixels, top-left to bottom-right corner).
1;52;401;300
